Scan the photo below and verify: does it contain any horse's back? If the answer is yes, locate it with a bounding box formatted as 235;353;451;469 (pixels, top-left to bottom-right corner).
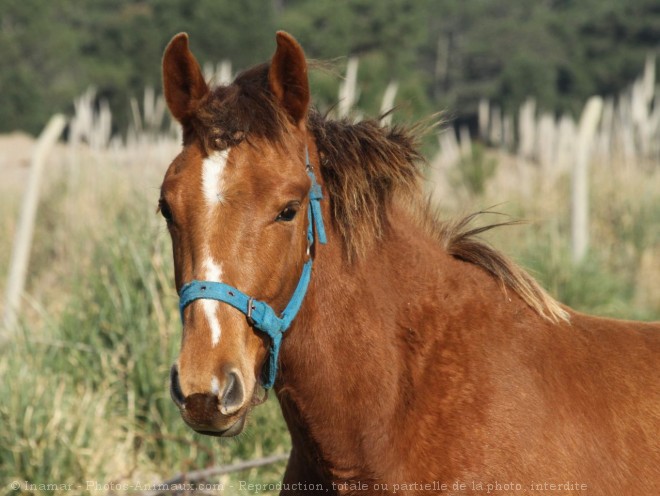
378;212;659;493
524;312;660;494
452;304;660;495
399;239;660;494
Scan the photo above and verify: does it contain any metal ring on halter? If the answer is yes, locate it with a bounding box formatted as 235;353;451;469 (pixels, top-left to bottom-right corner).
246;297;255;326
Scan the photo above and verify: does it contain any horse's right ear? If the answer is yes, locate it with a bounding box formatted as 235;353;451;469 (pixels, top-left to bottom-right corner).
162;33;209;124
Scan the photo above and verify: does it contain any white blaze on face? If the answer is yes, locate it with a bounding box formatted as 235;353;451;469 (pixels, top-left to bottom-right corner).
201;256;223;347
202;149;230;205
199;149;230;347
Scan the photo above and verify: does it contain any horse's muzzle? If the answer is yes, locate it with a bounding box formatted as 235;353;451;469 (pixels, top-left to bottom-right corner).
169;364;247;437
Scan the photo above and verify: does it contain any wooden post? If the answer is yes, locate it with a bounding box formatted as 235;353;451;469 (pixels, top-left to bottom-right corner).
379;81;398;126
338;57;359;118
490;105;502;146
3;114;67;333
478;98;490;141
571;97;603;264
459;125;472;160
518;98;537;160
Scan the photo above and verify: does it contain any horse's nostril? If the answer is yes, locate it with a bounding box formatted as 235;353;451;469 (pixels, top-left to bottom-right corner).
221;371;245;415
170;364;186;408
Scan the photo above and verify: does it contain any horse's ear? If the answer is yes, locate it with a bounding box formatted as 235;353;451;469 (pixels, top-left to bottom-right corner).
162;33;209;124
268;31;310;127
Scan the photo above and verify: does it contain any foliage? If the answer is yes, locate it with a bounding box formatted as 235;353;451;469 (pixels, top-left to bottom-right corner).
2;0;660;134
479;163;660;321
0;161;290;493
452;142;499;196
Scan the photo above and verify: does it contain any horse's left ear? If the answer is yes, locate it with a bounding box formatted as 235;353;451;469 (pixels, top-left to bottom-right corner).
269;31;310;127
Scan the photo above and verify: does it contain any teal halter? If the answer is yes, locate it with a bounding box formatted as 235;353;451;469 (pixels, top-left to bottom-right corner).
178;147;327;389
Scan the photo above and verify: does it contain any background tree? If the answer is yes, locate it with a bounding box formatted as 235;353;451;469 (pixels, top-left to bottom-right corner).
0;0;658;134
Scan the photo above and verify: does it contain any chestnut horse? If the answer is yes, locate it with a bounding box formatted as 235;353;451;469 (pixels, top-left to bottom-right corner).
158;32;659;494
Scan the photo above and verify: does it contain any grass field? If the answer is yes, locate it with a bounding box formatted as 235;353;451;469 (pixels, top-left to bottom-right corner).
0;127;658;494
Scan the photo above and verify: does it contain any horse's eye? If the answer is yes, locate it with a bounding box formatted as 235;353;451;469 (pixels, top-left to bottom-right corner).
276;203;299;222
159;199;173;223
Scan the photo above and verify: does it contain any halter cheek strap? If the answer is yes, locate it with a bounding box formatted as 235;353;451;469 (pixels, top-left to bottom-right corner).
178;146;326;389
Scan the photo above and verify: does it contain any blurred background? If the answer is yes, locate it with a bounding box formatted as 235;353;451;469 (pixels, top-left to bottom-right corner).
3;0;660;134
1;0;659;494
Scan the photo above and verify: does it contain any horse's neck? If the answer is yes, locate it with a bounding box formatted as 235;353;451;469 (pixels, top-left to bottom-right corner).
275;206;479;479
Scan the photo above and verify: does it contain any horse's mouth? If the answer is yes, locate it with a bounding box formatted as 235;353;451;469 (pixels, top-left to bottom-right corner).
190;411;248;437
180;397;251;438
194;386;267;437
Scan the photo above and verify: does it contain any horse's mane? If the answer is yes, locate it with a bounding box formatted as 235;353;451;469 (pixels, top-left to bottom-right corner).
308;110;569;323
308;110;423;258
195;64;569;323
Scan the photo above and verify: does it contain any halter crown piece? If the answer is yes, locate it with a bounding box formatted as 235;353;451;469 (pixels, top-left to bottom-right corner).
178;146;327;389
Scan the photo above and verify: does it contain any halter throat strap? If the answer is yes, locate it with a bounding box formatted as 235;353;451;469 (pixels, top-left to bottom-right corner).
178;145;326;389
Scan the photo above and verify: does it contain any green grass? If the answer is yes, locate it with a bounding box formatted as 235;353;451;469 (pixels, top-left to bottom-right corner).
451;142;499;196
475;160;660;321
0;157;290;495
0;138;657;495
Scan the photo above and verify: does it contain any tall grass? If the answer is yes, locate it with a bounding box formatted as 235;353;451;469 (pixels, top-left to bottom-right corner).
474;156;660;321
0;150;290;494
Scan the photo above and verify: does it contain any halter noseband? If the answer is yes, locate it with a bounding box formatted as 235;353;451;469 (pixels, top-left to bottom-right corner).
178;147;327;389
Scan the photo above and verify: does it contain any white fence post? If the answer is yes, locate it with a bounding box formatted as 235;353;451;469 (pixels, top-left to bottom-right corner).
571;97;603;265
3;114;67;333
478;98;490;140
518;98;537;160
379;81;399;126
338;57;359;118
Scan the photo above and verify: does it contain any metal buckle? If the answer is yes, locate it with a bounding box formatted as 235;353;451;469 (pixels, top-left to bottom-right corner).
246;297;255;326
